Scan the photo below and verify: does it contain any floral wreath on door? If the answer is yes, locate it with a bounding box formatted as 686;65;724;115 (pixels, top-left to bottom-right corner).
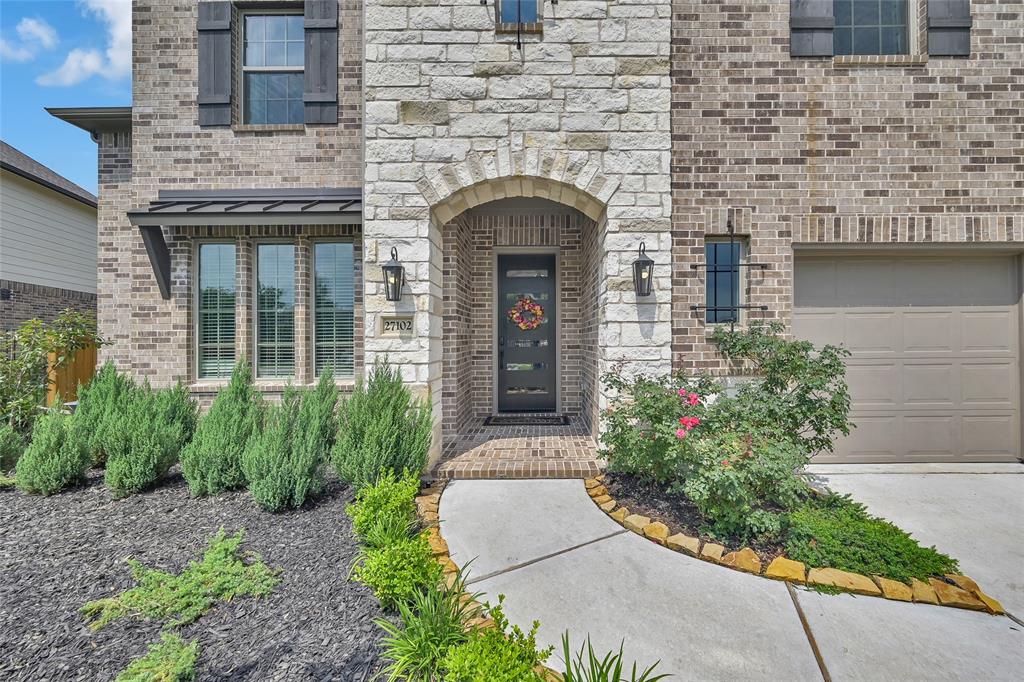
507;297;545;331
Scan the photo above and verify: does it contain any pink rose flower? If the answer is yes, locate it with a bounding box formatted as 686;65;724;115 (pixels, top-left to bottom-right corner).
676;428;688;439
687;392;700;406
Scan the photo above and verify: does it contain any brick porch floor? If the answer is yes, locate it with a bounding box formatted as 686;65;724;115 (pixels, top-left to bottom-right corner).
435;419;603;479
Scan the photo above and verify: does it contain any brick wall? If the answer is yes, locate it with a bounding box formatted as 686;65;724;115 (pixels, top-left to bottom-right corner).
0;280;97;332
670;0;1024;371
93;0;364;391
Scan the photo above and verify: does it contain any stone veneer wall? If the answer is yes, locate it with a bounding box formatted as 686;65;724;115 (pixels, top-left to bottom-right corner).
364;0;674;459
0;280;97;332
92;0;363;389
441;205;599;435
670;0;1024;372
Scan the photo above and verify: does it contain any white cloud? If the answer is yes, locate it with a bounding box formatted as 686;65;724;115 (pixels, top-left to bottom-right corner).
37;0;131;87
0;17;59;63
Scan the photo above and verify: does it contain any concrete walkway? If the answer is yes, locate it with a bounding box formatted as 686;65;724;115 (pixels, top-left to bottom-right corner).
439;478;1024;681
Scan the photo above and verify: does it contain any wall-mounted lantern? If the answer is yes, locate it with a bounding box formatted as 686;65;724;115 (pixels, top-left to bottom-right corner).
382;247;405;302
632;242;655;297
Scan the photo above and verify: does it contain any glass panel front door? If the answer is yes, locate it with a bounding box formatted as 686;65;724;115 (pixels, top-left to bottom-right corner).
497;253;557;412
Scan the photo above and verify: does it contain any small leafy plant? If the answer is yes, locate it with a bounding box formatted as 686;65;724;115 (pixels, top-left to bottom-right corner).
81;528;279;630
785;494;958;583
332;359;432;489
345;469;420;541
351;533;442;611
441;595;552;682
104;384;188;498
14;411;90;495
115;633;200;682
181;360;264;496
560;634;669;682
376;569;481;682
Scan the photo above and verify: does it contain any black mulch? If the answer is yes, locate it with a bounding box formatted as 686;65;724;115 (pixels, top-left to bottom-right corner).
0;468;387;681
604;472;787;560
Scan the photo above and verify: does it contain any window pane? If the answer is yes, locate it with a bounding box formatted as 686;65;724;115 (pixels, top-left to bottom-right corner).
257;244;296;378
245;15;264;42
705;242;741;325
265;40;286;66
853;26;880;55
852;0;879;26
881;0;907;24
834;0;907;55
501;0;537;23
287;41;304;67
244;72;304;125
314;243;355;378
880;26;906;55
265;15;288;41
245;41;263;67
197;244;236;379
287;15;304;40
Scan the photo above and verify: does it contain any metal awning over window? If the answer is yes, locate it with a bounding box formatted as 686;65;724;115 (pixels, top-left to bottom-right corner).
127;188;361;300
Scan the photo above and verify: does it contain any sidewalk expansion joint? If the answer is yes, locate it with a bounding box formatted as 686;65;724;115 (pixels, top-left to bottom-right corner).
466;529;629;586
787;582;832;682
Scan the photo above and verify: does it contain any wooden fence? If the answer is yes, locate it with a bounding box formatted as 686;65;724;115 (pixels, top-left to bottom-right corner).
47;345;98;406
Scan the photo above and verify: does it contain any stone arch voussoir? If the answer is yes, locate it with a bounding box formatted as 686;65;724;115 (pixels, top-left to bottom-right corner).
417;145;620;224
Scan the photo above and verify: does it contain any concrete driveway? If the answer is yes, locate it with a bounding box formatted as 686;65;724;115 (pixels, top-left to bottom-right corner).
439;476;1024;681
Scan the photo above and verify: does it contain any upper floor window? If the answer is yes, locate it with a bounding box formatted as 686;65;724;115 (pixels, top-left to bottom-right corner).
243;14;305;125
834;0;909;55
496;0;543;33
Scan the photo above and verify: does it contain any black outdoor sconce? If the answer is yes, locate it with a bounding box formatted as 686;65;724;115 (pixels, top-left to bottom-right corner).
382;247;405;302
632;242;655;297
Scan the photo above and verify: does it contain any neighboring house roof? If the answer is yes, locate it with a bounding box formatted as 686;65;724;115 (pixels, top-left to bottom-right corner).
0;141;98;208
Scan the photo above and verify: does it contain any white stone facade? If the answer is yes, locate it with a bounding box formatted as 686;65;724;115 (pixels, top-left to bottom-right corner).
363;0;673;459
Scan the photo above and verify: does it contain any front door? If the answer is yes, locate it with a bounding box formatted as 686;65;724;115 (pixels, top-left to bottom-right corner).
497;253;557;412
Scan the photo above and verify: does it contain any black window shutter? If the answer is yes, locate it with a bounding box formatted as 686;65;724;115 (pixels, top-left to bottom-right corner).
304;0;339;125
790;1;834;57
197;2;232;127
928;0;972;56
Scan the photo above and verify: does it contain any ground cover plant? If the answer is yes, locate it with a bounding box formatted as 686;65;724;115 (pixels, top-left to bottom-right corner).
441;596;551;682
14;410;90;495
81;528;279;630
333;359;432;489
114;633;199;682
600;322;958;583
181;359;264;496
785;493;958;583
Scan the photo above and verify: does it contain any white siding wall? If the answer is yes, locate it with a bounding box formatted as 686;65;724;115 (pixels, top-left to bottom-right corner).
0;170;97;294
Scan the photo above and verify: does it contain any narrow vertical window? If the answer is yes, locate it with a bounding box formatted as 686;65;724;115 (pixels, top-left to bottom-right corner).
197;243;237;379
705;241;742;324
313;242;355;378
256;244;296;378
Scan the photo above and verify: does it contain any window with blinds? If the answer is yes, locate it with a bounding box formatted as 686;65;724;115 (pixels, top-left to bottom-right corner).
197;243;236;379
256;244;296;378
313;242;355;377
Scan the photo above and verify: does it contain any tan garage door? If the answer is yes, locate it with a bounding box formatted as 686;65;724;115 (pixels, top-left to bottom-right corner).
793;254;1021;463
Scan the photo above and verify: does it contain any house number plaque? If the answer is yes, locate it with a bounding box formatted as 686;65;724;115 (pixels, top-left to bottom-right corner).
381;315;414;336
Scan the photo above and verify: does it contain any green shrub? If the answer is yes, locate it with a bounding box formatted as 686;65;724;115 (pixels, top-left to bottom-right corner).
82;528;279;630
0;422;25;473
241;387;327;512
441;596;551;682
115;633;199;682
332;360;432;489
157;382;199;453
377;569;480;682
351;532;441;610
345;470;420;541
75;362;137;465
180;360;264;496
560;633;668;682
14;411;90;495
785;494;958;583
104;385;185;499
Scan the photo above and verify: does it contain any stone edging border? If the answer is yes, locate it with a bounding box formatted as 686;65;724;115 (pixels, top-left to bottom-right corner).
584;476;1006;615
416;482;564;682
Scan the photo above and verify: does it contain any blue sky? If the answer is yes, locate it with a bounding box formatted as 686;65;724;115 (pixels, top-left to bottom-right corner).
1;0;131;194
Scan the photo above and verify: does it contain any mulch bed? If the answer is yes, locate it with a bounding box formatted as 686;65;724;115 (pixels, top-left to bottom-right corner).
0;468;386;681
603;472;787;561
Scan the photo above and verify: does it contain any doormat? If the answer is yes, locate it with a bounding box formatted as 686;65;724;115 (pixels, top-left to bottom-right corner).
483;414;569;426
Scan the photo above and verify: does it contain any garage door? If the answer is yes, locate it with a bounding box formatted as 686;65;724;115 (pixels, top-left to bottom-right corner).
793;254;1020;463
